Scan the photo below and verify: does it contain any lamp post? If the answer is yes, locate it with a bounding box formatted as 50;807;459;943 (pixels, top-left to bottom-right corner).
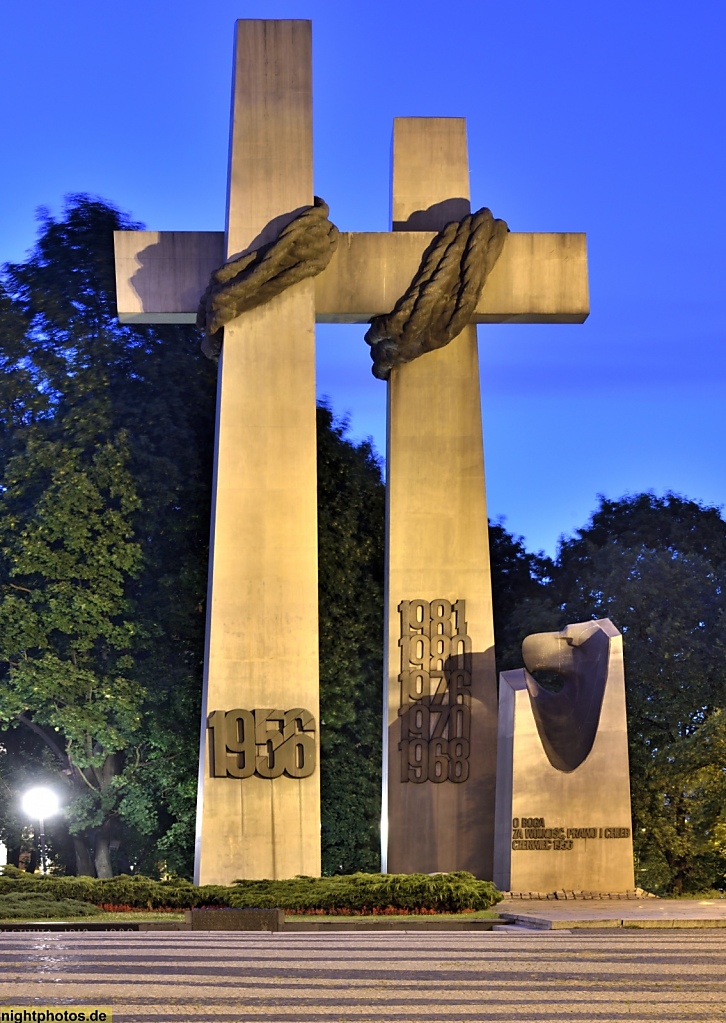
21;787;59;874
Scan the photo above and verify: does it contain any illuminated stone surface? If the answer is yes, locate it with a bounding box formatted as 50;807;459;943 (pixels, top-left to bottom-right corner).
112;19;590;884
141;20;322;885
494;619;635;892
382;119;498;878
114;229;588;325
2;930;726;1021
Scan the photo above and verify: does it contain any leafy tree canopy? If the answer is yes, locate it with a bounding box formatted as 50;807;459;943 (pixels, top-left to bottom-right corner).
554;493;726;893
316;403;385;873
0;195;217;877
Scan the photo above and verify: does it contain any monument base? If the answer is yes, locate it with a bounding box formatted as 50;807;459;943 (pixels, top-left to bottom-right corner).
493;620;635;893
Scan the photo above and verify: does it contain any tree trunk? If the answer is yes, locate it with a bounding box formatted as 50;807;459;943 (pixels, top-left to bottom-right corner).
114;846;132;875
73;836;96;877
94;828;114;879
88;756;120;879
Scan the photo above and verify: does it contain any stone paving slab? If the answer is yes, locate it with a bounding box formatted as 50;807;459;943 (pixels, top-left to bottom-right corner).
1;930;726;1022
284;918;497;931
498;896;726;929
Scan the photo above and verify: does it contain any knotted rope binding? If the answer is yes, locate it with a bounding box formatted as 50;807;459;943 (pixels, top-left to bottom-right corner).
364;207;508;380
197;197;339;360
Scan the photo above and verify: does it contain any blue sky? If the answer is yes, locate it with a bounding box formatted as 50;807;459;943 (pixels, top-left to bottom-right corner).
1;0;724;555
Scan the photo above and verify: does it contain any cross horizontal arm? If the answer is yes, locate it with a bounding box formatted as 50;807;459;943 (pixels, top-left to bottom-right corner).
114;228;588;326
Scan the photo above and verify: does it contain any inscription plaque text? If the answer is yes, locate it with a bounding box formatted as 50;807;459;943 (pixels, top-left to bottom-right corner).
208;708;316;779
398;599;471;784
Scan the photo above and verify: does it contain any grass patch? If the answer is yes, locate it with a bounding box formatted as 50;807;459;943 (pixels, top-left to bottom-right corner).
669;890;726;900
0;911;185;924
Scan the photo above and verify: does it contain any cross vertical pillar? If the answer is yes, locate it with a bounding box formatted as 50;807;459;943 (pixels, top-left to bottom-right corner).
194;20;320;884
383;118;498;878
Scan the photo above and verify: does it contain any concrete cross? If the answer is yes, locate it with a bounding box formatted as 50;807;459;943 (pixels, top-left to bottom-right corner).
114;19;588;885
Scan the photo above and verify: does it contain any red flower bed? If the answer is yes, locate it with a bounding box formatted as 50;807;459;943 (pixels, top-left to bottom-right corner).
96;904;181;913
285;905;479;916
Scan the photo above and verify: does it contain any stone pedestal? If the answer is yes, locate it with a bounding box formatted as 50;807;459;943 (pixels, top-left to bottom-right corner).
194;20;320;885
383;119;498;878
493;619;635;892
187;909;284;931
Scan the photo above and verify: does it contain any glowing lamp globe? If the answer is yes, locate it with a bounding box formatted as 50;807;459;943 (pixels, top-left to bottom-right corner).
21;787;60;820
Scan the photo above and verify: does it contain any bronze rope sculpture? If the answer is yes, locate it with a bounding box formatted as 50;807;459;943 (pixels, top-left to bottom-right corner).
365;207;508;379
197;200;508;374
197;197;339;359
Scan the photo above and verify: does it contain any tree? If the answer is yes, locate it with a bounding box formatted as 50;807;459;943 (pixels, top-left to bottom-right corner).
316;404;385;873
553;493;726;893
557;491;726;597
0;435;147;877
487;519;557;674
0;195;217;876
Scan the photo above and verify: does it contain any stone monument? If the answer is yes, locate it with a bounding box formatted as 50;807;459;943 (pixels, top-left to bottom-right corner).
493;619;635;893
113;19;589;883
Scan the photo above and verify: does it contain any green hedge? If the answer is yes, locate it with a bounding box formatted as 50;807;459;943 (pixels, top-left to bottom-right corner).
0;892;103;920
0;867;228;910
227;872;501;913
0;866;501;914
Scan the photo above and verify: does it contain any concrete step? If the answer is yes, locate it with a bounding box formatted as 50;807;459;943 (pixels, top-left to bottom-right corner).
492;922;573;934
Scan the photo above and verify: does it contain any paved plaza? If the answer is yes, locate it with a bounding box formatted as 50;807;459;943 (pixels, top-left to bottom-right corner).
1;930;725;1022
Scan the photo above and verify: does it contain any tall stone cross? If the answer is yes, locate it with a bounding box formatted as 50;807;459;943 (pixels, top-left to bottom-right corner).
114;19;588;884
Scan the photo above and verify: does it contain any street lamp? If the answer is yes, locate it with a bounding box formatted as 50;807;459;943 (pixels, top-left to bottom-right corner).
21;787;60;875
